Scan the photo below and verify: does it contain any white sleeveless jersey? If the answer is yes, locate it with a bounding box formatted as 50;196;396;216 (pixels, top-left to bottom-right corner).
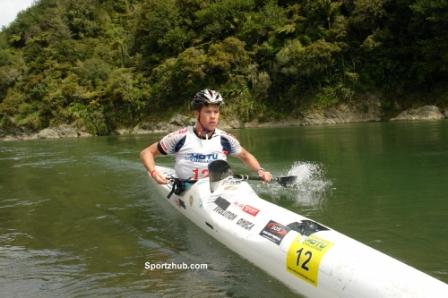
158;126;242;180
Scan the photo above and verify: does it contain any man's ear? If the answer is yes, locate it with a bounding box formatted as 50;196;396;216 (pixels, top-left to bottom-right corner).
193;110;199;117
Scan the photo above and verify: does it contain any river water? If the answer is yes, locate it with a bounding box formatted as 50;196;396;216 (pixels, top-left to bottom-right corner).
1;121;447;297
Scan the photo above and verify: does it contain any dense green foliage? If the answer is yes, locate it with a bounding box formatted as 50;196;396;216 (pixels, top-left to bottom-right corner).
1;0;447;134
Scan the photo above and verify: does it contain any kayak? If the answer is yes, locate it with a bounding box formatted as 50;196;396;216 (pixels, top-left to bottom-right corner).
148;164;448;298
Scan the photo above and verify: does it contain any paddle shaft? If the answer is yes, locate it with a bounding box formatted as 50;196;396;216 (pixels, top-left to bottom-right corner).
167;175;297;187
233;174;297;187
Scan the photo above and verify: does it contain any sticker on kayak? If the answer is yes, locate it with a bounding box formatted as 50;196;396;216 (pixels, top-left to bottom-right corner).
286;235;333;286
259;220;290;245
214;196;230;210
213;206;237;221
242;205;260;216
176;198;186;209
236;218;254;231
233;202;260;217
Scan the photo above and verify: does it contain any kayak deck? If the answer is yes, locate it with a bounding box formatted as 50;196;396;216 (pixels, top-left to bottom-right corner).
149;166;448;298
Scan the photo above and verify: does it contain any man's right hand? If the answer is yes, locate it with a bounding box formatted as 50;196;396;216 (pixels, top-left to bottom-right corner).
148;170;168;184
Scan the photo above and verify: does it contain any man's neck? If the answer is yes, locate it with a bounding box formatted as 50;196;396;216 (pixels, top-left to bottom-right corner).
194;124;215;139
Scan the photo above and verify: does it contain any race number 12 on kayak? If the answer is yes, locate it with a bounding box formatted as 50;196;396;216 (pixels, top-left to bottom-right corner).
286;235;334;286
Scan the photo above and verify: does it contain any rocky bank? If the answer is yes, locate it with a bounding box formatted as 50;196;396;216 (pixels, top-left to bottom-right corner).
1;99;447;142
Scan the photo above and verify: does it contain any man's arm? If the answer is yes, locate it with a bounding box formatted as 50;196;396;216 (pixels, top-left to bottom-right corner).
140;142;168;184
235;147;272;182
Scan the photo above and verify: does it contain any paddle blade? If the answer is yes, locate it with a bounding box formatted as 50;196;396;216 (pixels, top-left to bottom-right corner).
275;176;297;187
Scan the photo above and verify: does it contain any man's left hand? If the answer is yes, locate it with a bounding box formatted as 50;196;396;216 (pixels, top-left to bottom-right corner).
258;169;272;182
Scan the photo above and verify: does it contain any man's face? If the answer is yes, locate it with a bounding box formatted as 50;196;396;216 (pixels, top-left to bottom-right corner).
196;104;220;131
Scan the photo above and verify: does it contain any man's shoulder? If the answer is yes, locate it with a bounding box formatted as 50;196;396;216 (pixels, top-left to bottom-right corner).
215;128;240;142
174;126;191;135
159;126;191;154
165;126;192;138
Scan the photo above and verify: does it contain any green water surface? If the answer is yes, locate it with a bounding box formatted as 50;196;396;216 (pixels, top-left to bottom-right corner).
1;121;447;297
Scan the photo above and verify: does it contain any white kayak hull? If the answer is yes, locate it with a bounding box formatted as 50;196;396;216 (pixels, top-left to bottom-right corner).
149;166;448;298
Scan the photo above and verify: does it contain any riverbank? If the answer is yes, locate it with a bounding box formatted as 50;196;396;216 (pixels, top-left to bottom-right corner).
1;100;447;142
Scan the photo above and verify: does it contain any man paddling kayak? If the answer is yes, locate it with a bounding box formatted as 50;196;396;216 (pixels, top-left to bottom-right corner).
140;89;272;186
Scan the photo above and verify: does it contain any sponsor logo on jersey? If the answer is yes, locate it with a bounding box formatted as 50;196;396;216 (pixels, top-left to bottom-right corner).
186;153;219;163
177;127;188;134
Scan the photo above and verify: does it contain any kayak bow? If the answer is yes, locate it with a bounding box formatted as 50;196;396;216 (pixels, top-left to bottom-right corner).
148;165;448;298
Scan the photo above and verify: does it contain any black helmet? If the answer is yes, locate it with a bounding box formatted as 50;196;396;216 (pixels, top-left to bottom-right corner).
191;89;224;110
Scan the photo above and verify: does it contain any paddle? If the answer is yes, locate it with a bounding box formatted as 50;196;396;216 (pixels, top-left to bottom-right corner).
233;174;297;187
207;160;297;187
167;174;297;188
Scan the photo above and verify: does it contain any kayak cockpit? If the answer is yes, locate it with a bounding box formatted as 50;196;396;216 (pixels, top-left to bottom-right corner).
208;159;234;193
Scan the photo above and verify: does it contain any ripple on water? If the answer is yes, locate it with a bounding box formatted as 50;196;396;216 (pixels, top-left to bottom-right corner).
12;158;77;169
0;198;50;209
0;246;86;296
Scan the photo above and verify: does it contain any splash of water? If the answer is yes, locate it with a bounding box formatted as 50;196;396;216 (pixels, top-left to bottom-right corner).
288;161;331;190
256;161;332;209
